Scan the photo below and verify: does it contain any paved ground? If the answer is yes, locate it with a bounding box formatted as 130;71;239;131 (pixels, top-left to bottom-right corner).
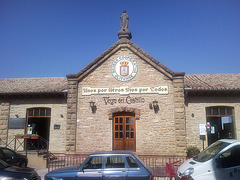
36;168;48;180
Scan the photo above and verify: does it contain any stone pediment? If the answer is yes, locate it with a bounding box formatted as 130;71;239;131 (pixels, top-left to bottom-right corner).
67;38;184;81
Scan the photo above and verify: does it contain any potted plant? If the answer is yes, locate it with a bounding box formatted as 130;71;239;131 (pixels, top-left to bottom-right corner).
30;134;39;139
23;134;31;139
15;134;24;139
187;146;200;157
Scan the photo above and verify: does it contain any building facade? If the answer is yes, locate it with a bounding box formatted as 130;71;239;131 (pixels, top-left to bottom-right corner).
1;12;240;157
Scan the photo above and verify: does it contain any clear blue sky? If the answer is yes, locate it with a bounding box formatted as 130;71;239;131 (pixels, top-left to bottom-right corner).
0;0;239;78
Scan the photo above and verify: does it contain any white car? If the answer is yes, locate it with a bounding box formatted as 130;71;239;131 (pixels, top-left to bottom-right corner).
176;139;240;180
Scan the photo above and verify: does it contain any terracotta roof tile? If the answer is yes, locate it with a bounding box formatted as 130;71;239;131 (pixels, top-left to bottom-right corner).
185;74;240;91
0;77;68;94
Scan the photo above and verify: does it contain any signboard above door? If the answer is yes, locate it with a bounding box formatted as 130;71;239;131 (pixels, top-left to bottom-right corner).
82;86;169;96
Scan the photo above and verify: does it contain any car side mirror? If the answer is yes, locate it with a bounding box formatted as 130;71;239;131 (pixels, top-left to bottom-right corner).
79;166;84;173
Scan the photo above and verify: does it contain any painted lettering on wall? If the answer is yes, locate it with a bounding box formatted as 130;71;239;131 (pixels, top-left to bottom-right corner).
82;86;168;96
103;96;145;105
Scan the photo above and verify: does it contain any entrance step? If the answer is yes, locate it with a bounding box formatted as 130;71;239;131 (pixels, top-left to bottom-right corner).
26;152;47;168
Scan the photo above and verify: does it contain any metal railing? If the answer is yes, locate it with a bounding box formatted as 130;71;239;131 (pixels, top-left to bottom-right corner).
48;155;88;172
48;155;188;178
0;136;51;167
140;156;187;178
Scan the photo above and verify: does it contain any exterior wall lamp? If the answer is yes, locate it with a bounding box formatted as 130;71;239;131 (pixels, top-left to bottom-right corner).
89;101;97;113
149;100;159;113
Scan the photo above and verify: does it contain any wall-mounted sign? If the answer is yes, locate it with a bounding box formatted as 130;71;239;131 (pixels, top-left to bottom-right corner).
103;96;145;105
54;124;61;130
82;86;169;96
8;118;25;129
111;55;138;82
199;124;206;135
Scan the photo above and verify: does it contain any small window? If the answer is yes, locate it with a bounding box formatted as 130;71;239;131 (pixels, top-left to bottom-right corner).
27;108;51;117
126;156;139;168
28;109;33;116
218;145;240;168
83;157;103;169
34;109;39;116
106;156;125;168
46;108;51;116
213;108;218;115
40;108;46;116
206;108;211;115
220;108;225;115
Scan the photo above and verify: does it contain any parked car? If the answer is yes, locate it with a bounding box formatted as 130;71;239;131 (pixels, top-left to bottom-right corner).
0;147;28;167
176;139;240;180
45;150;153;180
0;158;40;180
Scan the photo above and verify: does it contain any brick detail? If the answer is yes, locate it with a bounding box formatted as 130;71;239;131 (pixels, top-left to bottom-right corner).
173;75;186;156
0;102;10;145
108;107;141;120
66;80;78;152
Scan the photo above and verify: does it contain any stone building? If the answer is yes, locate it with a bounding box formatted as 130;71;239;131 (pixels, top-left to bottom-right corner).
0;11;240;157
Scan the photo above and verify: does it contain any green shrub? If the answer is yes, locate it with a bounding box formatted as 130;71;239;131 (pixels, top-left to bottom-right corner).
187;146;200;153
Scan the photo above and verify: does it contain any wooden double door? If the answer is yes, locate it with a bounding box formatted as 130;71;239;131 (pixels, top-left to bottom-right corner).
113;113;136;151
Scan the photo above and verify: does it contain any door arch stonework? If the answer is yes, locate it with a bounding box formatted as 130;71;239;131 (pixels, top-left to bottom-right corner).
108;107;140;120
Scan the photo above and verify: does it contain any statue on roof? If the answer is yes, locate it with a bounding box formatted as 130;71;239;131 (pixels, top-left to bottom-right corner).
120;10;129;30
118;10;132;40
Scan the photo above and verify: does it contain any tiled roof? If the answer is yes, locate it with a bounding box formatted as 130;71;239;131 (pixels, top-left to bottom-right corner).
0;77;68;94
185;74;240;91
0;74;239;95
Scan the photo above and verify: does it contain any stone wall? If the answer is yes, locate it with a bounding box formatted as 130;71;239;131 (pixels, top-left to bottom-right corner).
66;80;78;153
173;75;186;156
6;98;67;153
74;47;184;155
185;96;240;151
0;102;10;145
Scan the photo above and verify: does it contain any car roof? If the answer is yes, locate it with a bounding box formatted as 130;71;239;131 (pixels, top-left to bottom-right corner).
0;147;11;150
218;139;240;144
89;150;137;156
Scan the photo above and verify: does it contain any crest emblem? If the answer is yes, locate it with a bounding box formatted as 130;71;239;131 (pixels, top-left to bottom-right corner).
111;55;138;82
120;61;129;76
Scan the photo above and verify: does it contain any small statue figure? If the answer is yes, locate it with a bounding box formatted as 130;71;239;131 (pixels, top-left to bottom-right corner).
118;10;132;39
120;10;129;30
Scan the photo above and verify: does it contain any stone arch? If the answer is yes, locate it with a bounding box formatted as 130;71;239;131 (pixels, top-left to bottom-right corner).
108;107;140;120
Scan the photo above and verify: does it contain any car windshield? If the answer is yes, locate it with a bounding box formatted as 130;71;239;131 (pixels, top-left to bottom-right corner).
193;141;230;162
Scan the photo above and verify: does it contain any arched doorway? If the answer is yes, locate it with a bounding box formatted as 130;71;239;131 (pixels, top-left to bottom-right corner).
206;106;235;145
113;112;136;151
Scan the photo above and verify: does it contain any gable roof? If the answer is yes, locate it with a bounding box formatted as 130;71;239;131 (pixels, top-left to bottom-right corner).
185;74;240;91
0;77;68;95
67;38;184;80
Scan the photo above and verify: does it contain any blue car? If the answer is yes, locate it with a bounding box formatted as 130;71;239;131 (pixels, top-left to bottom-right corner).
45;151;153;180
